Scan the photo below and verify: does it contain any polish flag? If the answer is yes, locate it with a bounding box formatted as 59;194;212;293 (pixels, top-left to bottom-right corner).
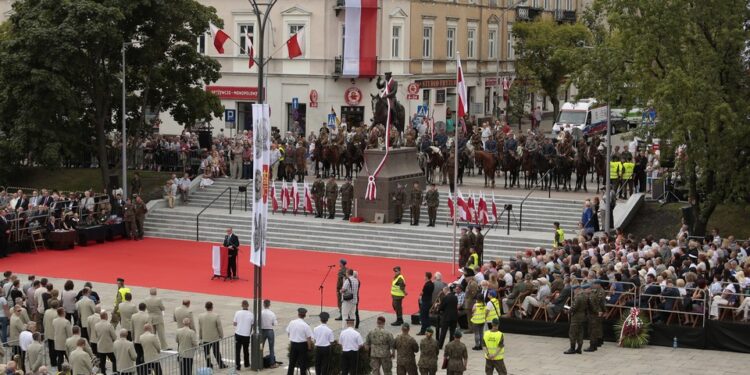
281;181;290;213
447;192;455;221
286;28;305;59
491;192;498;223
292;181;300;214
456;53;468;118
467;193;476;220
478;193;489;225
209;22;230;54
342;0;378;77
270;185;278;213
456;190;471;222
246;33;255;68
304;182;313;214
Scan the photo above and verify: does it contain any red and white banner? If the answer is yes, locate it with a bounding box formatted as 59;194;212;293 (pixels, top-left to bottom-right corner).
281;181;290;213
286;28;305;59
209;22;229;54
270;185;278;213
291;181;300;214
447;193;455;221
456;190;472;222
456;54;468;118
491;192;498;223
304;182;313;214
343;0;378;77
250;104;270;267
478;193;489;226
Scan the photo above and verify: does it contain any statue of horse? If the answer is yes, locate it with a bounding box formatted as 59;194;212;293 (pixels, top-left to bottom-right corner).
371;93;406;134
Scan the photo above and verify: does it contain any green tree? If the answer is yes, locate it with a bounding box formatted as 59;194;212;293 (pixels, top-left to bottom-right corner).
0;0;223;188
578;0;750;235
512;19;590;120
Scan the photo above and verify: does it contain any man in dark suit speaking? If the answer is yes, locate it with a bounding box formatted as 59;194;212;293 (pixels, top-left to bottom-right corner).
223;227;240;280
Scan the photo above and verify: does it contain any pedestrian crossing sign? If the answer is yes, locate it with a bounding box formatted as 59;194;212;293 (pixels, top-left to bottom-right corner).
417;105;429;117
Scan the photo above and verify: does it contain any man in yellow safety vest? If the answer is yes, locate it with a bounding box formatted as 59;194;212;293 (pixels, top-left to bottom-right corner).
609;155;622;195
112;277;131;325
486;290;501;327
621;158;635;199
391;266;407;326
483;318;506;375
470;297;486;351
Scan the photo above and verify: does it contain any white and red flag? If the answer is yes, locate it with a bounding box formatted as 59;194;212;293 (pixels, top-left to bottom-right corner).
456;53;468;118
491;192;498;223
456;190;472;222
246;33;255;68
281;181;290;213
292;181;300;214
447;192;455;221
478;193;489;225
270;184;278;213
304;182;313;214
209;22;230;54
286;28;305;59
342;0;378;77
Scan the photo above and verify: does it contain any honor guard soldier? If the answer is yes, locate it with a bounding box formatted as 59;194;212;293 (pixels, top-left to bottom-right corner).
366;316;395;375
340;177;354;220
443;331;468;375
325;177;339;219
312;176;325;218
392;184;406;224
410;182;423;226
564;284;588;354
417;327;439;375
585;280;606;351
425;183;440;227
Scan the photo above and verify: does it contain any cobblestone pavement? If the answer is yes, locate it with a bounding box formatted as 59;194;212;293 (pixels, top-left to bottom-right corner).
23;275;744;375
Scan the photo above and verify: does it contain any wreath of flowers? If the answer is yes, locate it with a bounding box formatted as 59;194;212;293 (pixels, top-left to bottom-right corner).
614;307;650;348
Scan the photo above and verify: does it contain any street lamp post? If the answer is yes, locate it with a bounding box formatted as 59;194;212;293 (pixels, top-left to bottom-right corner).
248;0;277;371
121;41;138;198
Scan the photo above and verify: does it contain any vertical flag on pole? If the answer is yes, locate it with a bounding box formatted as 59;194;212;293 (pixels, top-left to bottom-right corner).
456;53;468;118
281;181;289;213
491;192;498;224
270;184;278;213
292;181;300;215
250;104;270;267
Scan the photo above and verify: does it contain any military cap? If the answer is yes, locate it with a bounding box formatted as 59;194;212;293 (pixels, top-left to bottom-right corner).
401;322;410;329
319;312;330;321
297;307;308;314
393;266;401;272
492;318;500;326
453;331;463;338
340;258;347;265
425;327;434;334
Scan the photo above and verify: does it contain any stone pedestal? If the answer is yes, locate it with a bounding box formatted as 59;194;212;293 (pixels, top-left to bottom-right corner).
354;147;425;223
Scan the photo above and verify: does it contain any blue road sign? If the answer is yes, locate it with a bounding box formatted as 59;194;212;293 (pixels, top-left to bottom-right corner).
292;97;299;110
417;105;429;117
224;109;236;123
327;113;336;128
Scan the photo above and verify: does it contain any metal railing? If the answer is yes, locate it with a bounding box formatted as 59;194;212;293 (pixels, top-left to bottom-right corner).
196;186;232;241
518;168;553;232
119;335;237;375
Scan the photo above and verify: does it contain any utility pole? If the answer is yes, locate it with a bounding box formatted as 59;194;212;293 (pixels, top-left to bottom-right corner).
248;0;277;371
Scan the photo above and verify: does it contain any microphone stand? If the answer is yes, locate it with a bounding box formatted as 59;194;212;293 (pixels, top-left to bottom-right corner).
318;265;336;315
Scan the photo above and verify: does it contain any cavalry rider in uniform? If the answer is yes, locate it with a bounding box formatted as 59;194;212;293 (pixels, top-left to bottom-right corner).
557;132;574;161
376;72;399;125
485;135;499;164
524;131;539;154
504;132;518;159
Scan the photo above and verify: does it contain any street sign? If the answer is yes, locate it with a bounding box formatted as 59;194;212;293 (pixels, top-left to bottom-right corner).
417;105;429;117
224;109;236;123
292;97;299;110
327;113;336;128
407;83;420;100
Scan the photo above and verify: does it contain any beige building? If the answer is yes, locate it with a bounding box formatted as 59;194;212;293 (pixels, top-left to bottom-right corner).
406;0;581;124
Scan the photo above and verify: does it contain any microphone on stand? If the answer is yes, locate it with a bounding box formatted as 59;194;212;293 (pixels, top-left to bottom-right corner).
328;264;337;268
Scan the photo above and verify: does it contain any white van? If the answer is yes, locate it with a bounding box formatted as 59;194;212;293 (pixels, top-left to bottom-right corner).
552;98;608;136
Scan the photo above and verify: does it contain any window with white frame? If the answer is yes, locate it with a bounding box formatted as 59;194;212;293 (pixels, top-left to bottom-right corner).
391;25;401;58
288;24;305;57
488;26;498;59
446;26;456;59
566;0;573;10
341;24;346;56
239;24;254;56
507;23;515;60
555;0;561;9
422;25;433;58
197;33;206;54
467;26;476;59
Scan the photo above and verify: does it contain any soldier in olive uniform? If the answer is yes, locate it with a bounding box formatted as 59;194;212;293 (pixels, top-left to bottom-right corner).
336;259;348;321
410;182;423;226
394;323;419;375
123;199;136;240
473;226;485;263
133;196;148;240
340;177;354;220
584;280;606;351
365;316;395;375
417;327;439;375
325;177;339;219
564;285;588;354
392;184;406;224
312;176;325;218
458;228;471;267
443;331;468;375
424;183;440;227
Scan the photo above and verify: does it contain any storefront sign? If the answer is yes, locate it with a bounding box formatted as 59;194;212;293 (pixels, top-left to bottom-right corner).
206;86;258;100
309;89;319;108
345;87;363;106
415;79;456;89
406;83;420;100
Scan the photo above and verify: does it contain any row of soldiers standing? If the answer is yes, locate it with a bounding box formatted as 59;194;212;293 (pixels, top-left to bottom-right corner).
565;280;606;354
311;176;354;220
391;182;440;226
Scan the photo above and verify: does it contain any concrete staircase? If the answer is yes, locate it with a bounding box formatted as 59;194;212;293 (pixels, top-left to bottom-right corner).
144;178;584;262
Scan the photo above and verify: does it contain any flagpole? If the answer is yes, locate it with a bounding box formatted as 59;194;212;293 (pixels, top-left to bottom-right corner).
452;51;462;276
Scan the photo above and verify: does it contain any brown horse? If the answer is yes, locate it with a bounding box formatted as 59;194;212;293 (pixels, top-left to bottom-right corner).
574;144;589;192
502;153;520;189
322;143;341;179
474;150;497;188
594;147;607;192
425;146;444;184
283;146;298;182
521;150;537;189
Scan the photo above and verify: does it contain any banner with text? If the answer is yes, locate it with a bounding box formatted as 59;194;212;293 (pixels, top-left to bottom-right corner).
250;104;270;266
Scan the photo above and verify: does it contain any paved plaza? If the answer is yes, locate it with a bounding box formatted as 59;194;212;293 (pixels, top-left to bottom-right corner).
19;275;744;375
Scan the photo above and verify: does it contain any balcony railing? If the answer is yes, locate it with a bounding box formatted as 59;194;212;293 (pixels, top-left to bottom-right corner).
334;55;343;77
554;9;578;23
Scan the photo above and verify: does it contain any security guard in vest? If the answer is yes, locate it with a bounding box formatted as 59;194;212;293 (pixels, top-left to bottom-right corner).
552;222;565;248
486;290;500;327
466;248;480;270
112;277;131;325
470;297;486;351
609;155;622;195
483;318;507;375
391;266;407;326
621;157;635;199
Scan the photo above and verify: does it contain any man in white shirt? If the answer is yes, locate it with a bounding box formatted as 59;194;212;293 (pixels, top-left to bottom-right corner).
286;307;313;375
19;321;35;372
312;312;334;375
177;173;192;203
339;318;364;375
340;269;360;326
233;300;253;371
260;299;278;368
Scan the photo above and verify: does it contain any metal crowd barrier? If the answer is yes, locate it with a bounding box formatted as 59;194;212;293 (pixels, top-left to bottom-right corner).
120;335;237;375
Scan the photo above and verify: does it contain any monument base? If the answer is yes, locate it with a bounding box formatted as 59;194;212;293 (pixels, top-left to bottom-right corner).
354;147;425;223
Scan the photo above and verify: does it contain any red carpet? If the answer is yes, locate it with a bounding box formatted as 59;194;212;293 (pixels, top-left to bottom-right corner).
0;238;453;312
